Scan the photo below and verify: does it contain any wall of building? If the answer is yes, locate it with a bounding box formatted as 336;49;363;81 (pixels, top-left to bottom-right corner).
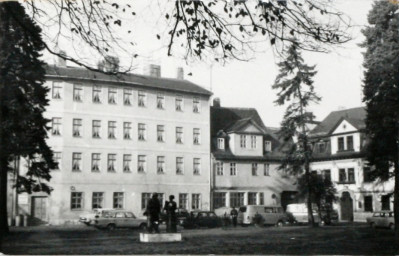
212;160;297;207
311;158;394;222
16;78;212;225
228;133;263;156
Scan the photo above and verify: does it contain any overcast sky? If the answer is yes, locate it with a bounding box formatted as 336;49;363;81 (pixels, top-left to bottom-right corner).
44;0;375;127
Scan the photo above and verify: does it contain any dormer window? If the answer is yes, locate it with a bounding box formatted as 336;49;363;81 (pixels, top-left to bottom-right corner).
317;142;326;153
346;136;354;151
338;135;354;152
250;136;256;149
265;141;272;152
217;138;225;150
240;135;246;148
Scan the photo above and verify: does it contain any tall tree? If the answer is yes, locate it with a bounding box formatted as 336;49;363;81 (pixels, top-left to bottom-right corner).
361;0;399;236
0;2;56;239
297;173;337;223
272;42;321;226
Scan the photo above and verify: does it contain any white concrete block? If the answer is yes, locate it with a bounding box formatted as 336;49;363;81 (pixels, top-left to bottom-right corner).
140;233;182;243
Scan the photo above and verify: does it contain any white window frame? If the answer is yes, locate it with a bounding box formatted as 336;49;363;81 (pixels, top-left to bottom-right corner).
193;97;200;113
157;156;165;174
123;154;132;173
176;157;184;175
107;154;116;172
216;162;224;176
138;155;146;173
157;93;165;109
230;162;237;176
93;86;102;103
240;135;247;148
123;122;131;140
92;120;101;138
193;158;201;175
217;138;225;150
91;153;100;172
265;141;272;152
193;128;200;145
52;82;62;99
108;121;116;139
176;95;183;111
108;87;117;104
73;119;82;137
73;84;83;102
123;88;132;105
72;153;82;172
138;91;146;107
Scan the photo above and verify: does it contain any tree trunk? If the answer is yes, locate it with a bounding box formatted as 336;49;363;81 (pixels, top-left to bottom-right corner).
305;160;315;227
0;3;10;249
395;122;399;238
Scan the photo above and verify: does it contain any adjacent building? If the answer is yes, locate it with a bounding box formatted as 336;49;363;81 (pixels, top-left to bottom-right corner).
12;62;213;225
309;107;394;222
210;99;298;211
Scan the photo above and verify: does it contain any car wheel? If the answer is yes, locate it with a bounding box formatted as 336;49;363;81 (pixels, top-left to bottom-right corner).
370;222;376;229
139;223;147;231
107;224;116;231
276;221;283;227
389;223;395;230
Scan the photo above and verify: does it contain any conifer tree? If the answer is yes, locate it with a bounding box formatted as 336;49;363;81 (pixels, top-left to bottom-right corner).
272;42;320;226
361;0;399;236
0;2;56;237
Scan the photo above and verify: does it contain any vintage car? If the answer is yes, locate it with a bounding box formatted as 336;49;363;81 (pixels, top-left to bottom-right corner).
160;208;190;226
366;211;395;229
237;205;293;226
182;211;222;229
79;208;113;225
93;209;147;230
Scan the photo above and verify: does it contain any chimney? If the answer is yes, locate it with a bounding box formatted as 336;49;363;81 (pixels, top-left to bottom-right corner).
213;97;221;107
58;50;66;67
144;64;161;78
177;67;184;80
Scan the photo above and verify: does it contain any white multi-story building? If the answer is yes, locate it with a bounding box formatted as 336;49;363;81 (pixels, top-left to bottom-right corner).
309;107;394;222
11;62;212;225
210;99;298;211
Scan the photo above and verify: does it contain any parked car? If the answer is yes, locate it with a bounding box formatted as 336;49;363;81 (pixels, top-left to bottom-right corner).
160;208;190;226
286;203;321;224
366;211;394;229
93;209;147;230
214;206;233;217
79;208;113;225
237;205;292;226
182;211;222;229
320;208;339;225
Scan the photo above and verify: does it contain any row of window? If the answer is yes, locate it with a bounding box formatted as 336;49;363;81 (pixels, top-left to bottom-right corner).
57;152;202;175
215;162;270;176
217;137;272;152
71;191;202;211
52;118;202;145
213;192;267;208
52;82;201;113
363;194;391;212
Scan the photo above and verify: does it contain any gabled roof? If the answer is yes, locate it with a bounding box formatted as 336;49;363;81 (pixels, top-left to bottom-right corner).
211;107;267;136
45;65;212;96
225;118;266;134
309;107;366;137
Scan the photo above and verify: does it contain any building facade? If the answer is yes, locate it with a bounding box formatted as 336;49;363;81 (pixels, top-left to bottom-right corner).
210;101;298;211
309;107;394;222
12;63;212;225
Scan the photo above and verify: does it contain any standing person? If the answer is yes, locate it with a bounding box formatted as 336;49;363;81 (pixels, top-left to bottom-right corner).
230;207;238;227
164;195;177;232
146;193;161;233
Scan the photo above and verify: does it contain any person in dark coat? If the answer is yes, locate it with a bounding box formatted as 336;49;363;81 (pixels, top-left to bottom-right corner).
146;193;161;233
164;195;177;232
230;207;238;227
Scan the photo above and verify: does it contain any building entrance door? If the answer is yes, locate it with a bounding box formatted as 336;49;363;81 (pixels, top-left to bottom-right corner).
340;192;353;221
31;196;48;224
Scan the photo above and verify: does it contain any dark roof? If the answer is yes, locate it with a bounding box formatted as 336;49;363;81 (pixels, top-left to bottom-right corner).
211;106;292;160
211;107;267;136
45;65;212;96
310;107;366;137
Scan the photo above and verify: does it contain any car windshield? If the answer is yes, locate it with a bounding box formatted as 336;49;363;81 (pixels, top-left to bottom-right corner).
125;212;136;218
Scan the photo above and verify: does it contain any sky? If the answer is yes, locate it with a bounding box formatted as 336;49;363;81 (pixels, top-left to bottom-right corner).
42;0;375;127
